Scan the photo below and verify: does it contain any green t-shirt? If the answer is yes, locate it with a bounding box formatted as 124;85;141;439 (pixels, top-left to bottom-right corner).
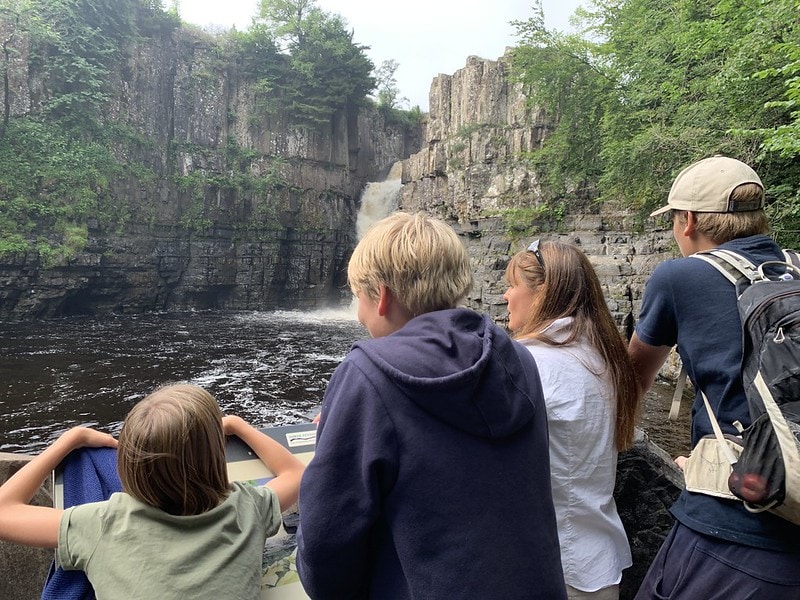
58;481;282;599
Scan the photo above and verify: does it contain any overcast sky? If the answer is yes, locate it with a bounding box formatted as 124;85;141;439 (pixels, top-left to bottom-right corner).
176;0;583;110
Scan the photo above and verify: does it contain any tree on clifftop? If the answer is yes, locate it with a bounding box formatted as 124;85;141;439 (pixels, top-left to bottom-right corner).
374;59;407;110
252;0;375;127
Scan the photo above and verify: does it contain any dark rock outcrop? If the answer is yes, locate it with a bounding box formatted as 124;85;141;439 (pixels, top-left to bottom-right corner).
616;432;683;599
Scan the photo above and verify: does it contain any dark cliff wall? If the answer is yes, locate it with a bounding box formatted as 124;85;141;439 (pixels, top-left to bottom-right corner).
0;20;420;320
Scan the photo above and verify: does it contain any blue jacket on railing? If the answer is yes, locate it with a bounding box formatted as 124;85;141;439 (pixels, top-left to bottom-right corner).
41;446;121;600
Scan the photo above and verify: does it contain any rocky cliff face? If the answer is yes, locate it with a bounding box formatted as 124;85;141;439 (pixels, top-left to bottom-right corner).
2;28;681;377
400;55;679;347
0;23;419;320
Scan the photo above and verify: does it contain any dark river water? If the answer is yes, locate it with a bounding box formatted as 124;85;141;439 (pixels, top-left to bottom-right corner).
0;310;692;457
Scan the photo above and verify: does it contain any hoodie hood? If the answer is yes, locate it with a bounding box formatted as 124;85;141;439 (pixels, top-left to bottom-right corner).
351;308;539;439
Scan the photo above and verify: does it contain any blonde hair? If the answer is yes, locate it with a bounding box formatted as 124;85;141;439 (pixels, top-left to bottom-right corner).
505;241;641;451
673;183;769;243
117;384;230;516
347;211;473;316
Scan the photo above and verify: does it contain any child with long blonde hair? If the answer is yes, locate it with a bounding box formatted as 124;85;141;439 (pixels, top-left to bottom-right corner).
0;383;304;599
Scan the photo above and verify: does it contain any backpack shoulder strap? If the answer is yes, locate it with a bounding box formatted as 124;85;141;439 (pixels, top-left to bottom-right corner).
701;391;740;466
669;365;688;422
691;249;759;287
783;249;800;269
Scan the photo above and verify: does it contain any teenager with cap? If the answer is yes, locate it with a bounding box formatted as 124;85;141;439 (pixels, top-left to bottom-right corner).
628;156;800;598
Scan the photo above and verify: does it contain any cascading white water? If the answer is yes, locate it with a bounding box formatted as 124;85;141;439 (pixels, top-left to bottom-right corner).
346;162;404;316
355;161;403;239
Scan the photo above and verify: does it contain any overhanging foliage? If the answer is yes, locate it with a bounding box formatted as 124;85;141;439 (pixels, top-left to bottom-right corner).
511;0;800;246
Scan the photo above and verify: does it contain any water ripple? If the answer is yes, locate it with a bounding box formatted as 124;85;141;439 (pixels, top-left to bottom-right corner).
0;310;365;453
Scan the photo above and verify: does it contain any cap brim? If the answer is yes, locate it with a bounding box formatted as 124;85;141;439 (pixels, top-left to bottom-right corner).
649;204;672;217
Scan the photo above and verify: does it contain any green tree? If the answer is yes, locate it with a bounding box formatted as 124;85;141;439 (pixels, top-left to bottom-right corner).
233;22;287;113
29;0;139;132
374;59;407;109
512;0;800;233
598;0;791;207
512;4;614;199
257;0;375;126
260;0;314;49
746;0;800;160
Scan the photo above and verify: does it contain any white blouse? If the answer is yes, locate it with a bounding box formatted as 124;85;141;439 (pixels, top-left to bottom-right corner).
520;317;632;592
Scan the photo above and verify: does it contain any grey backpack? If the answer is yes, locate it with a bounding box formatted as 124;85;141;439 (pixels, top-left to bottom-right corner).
678;248;800;524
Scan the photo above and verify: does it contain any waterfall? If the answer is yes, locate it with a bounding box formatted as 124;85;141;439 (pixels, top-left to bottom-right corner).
355;162;403;239
344;162;403;317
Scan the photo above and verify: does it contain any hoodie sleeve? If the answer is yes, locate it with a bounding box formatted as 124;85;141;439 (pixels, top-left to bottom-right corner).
296;353;399;599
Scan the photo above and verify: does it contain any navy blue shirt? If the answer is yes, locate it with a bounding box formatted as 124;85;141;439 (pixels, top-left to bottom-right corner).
636;234;800;551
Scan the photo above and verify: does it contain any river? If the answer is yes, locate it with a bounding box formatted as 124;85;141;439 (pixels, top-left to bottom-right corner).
0;309;692;457
0;310;360;453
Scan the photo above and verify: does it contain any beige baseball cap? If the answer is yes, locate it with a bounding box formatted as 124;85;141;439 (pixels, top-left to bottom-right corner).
650;156;764;217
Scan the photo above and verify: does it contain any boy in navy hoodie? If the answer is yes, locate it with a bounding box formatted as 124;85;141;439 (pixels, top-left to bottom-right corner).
297;211;566;600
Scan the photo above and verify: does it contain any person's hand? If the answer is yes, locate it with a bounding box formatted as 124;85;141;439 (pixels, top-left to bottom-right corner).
68;426;117;448
63;427;117;450
312;413;321;426
222;415;246;436
674;455;687;471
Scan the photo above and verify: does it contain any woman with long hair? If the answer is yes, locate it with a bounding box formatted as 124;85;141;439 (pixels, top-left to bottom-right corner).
504;239;640;600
